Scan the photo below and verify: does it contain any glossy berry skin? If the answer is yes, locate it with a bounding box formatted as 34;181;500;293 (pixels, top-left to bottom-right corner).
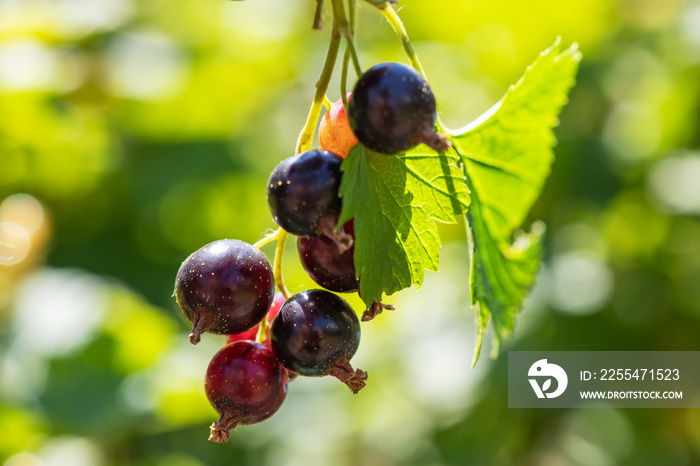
226;292;286;346
267;150;343;237
175;239;274;343
206;341;288;442
348;62;437;154
297;221;359;293
319;95;357;158
270;289;360;377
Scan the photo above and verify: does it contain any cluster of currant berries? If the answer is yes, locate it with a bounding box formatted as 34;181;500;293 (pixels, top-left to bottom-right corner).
174;62;445;443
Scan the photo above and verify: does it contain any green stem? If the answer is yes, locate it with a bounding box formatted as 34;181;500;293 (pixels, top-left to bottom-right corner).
341;49;350;106
346;39;362;76
380;5;424;75
349;0;358;30
340;0;359;107
295;23;342;154
380;4;447;132
332;0;362;76
312;0;324;31
274;229;291;299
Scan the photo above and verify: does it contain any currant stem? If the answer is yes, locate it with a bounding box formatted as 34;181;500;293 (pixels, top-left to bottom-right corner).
341;50;350;107
274;229;291;299
380;5;425;77
256;313;269;345
380;4;447;132
332;0;362;77
295;18;342;154
312;0;325;31
323;95;333;110
340;0;358;108
253;229;280;249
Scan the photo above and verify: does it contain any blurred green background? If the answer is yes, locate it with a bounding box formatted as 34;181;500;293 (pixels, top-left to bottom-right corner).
1;0;700;464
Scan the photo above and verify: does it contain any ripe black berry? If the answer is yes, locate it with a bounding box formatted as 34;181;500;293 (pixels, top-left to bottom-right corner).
297;221;359;293
347;62;448;154
270;289;367;393
267;150;352;251
226;292;286;347
206;341;288;442
175;239;275;345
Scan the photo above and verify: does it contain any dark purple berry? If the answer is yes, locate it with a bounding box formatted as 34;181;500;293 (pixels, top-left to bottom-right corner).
205;341;288;442
267;150;351;249
270;289;367;393
175;239;275;345
347;62;447;154
226;292;286;347
297;221;359;293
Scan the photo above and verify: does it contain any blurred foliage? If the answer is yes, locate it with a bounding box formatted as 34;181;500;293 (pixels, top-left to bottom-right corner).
1;0;700;465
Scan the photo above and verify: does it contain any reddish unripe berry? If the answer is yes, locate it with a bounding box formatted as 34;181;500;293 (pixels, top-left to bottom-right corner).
205;341;288;443
319;95;358;158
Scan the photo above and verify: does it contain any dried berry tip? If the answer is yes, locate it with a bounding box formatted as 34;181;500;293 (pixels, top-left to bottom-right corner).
413;122;450;153
362;301;396;322
327;355;368;394
320;215;354;254
189;310;217;345
208;410;243;443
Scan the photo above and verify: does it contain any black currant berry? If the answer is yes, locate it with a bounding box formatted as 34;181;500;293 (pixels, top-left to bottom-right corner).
266;150;352;251
270;289;367;393
175;239;275;345
297;221;359;293
226;292;286;347
347;62;448;154
205;341;288;442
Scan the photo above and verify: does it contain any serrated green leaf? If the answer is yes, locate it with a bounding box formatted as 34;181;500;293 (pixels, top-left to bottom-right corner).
451;39;582;364
339;145;470;307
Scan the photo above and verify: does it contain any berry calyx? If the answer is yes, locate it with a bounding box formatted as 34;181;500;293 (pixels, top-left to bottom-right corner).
226;292;286;346
326;355;368;394
206;341;288;442
298;220;359;293
175;239;275;345
319;95;358;158
267;150;344;237
361;301;396;322
347;62;448;154
270;289;367;393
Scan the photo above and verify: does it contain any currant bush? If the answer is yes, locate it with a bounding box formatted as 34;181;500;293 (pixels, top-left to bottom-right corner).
168;0;575;440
